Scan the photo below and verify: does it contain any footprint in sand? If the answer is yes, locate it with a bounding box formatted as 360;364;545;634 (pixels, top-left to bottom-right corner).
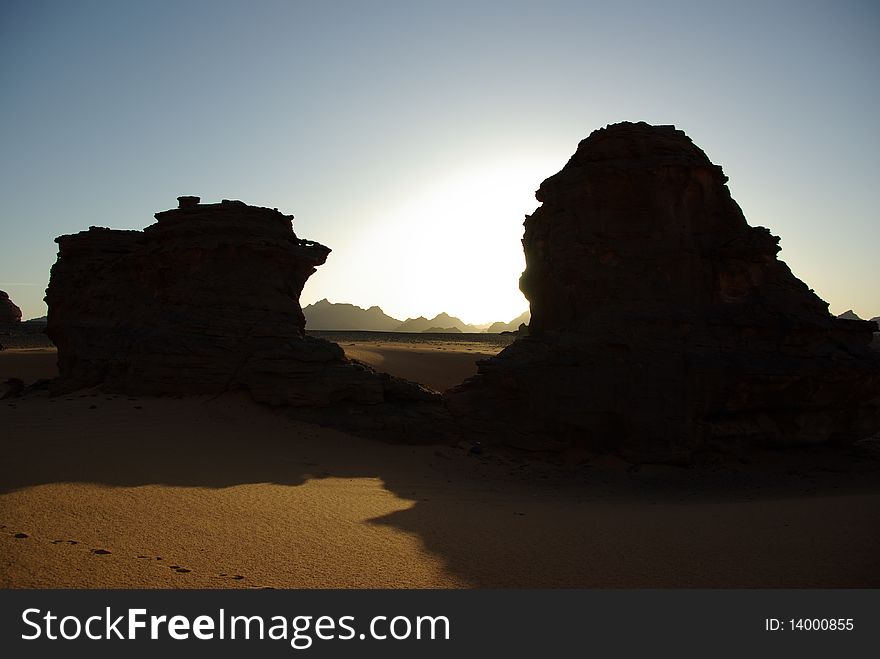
13;532;29;539
91;548;112;555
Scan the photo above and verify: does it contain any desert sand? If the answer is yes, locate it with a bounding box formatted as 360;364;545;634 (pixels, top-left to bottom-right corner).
2;344;879;588
340;340;501;392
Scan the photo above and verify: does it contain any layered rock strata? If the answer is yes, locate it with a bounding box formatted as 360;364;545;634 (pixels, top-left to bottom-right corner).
447;122;880;461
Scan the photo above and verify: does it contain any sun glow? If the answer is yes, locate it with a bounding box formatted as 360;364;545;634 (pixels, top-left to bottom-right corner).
313;155;561;326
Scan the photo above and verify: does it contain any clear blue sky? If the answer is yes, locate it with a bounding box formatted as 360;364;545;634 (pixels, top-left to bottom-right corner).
1;0;878;323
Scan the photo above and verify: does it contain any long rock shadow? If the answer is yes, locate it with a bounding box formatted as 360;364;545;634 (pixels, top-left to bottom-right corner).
2;392;879;587
367;449;880;587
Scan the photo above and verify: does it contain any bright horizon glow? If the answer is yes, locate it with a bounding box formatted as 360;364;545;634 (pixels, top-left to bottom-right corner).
300;155;558;325
1;1;877;323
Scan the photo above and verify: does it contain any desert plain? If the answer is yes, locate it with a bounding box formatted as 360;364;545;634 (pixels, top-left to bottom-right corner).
2;337;879;589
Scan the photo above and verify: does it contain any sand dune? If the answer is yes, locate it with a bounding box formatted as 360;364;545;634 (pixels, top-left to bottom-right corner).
2;345;879;588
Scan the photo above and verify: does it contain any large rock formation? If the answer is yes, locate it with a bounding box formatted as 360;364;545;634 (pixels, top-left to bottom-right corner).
0;290;22;324
447;122;880;461
45;197;438;418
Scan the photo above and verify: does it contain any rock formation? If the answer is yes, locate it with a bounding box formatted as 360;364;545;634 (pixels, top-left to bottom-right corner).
447;122;880;461
45;197;440;426
0;290;22;324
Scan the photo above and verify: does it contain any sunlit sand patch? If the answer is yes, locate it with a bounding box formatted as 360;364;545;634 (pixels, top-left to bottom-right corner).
344;348;386;367
0;392;469;588
0;475;465;589
341;340;500;391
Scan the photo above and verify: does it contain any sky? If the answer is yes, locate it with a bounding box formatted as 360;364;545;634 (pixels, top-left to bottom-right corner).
1;0;878;324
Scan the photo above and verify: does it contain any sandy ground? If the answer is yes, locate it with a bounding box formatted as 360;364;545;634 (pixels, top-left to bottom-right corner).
0;347;58;383
340;341;499;391
1;346;879;588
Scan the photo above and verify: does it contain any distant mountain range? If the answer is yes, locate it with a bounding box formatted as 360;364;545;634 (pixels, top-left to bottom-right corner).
302;299;401;331
302;299;529;333
836;310;880;324
486;310;531;333
395;312;482;333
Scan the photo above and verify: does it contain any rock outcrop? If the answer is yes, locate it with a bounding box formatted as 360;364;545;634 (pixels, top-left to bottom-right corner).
447;122;880;461
0;290;22;324
45;198;440;427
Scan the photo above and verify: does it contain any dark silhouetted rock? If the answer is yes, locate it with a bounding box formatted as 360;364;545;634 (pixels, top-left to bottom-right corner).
837;310;861;321
0;290;22;324
45;199;446;436
447;122;880;462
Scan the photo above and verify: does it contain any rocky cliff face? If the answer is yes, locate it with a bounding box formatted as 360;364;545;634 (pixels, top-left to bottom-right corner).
45;197;438;418
0;290;22;324
447;122;880;461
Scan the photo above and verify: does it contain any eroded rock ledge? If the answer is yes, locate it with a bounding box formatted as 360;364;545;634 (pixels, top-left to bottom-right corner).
45;197;443;437
446;122;880;461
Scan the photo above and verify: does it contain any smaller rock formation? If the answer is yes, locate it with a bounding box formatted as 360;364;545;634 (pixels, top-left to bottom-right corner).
0;290;22;324
45;197;450;440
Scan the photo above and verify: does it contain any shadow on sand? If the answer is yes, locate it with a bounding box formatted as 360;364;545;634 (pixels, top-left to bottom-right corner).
2;391;879;587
